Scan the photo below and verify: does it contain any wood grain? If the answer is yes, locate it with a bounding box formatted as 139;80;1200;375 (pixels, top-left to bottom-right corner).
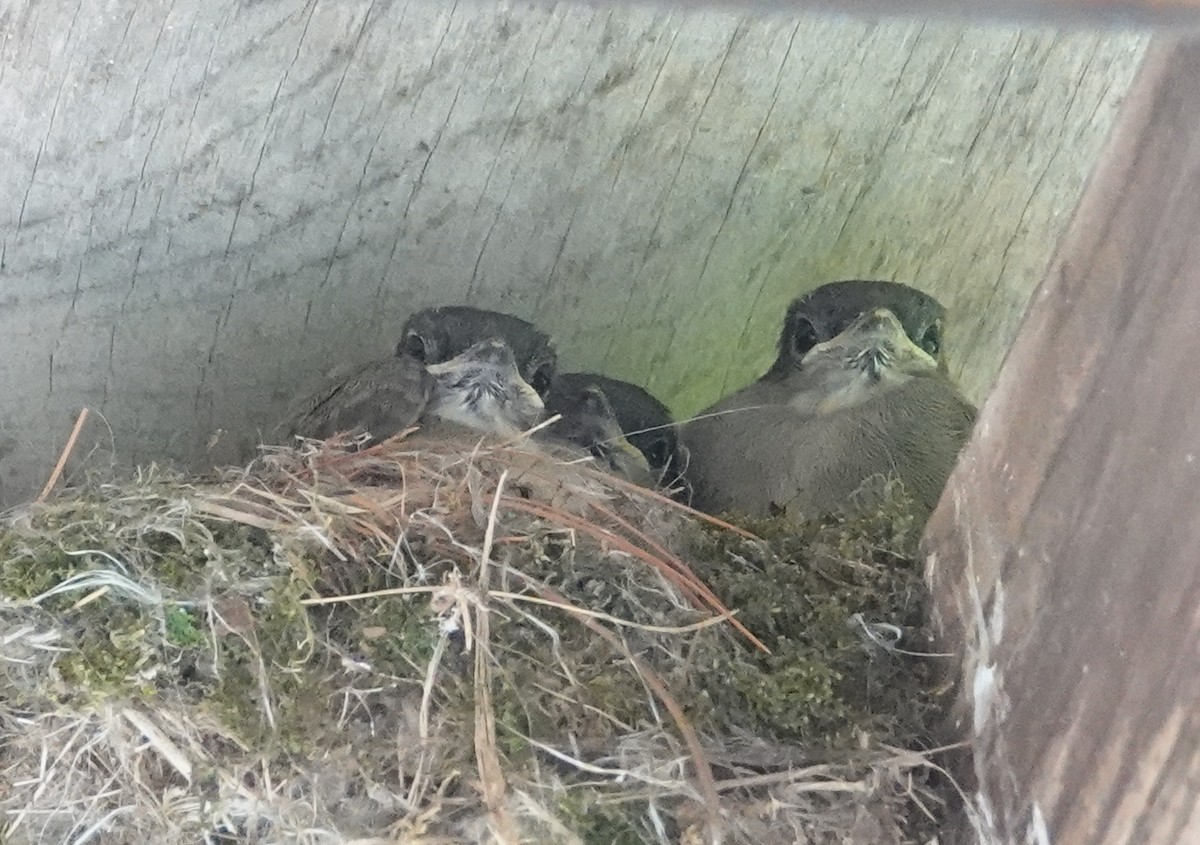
0;0;1144;503
593;0;1200;28
924;38;1200;845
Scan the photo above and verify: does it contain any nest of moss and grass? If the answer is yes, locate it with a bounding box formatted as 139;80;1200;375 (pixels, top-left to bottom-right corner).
0;423;963;845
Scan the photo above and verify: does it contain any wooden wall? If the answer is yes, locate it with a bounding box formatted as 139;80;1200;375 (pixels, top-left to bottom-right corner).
0;0;1143;503
925;38;1200;845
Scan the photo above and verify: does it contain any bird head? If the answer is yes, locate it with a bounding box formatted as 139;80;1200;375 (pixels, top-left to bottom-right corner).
787;304;942;415
547;385;653;485
398;305;559;397
772;280;947;377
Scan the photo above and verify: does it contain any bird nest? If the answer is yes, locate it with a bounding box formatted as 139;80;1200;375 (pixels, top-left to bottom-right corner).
0;423;961;845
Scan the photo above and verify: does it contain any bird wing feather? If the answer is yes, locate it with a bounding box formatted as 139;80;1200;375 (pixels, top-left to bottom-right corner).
279;356;434;442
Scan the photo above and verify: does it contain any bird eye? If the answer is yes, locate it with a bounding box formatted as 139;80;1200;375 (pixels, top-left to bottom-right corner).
647;438;672;470
919;323;942;358
790;316;819;358
401;332;429;361
528;364;554;396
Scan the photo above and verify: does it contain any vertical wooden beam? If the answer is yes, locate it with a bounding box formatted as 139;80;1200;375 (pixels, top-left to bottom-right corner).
924;39;1200;845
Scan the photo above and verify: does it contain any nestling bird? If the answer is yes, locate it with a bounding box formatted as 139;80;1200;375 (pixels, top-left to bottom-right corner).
399;305;558;397
279;305;557;444
537;382;655;486
545;373;690;496
682;280;976;520
279;339;543;443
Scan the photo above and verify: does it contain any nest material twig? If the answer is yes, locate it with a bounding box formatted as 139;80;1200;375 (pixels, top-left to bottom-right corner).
0;424;957;844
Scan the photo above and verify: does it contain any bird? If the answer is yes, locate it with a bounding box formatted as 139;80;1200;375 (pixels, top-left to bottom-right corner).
278;304;549;443
682;280;976;521
398;305;558;397
545;373;690;497
537;382;655;485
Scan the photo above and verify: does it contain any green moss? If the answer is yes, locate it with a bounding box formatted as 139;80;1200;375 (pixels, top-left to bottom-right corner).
165;605;203;648
0;544;82;600
356;595;440;668
204;635;325;751
54;606;158;700
555;788;664;845
681;485;940;749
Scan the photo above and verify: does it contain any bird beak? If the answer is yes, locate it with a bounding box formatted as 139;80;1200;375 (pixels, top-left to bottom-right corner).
844;307;906;347
520;380;546;414
611;436;653;484
827;307;936;374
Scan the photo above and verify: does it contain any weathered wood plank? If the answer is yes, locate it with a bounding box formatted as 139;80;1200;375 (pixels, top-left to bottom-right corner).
0;1;1143;504
924;38;1200;845
602;0;1200;28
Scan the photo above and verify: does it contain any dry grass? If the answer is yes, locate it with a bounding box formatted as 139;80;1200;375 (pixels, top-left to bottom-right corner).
0;423;959;844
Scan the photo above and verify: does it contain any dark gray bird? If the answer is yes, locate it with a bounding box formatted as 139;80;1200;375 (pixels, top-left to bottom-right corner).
682;280;976;520
545;373;690;496
280;338;544;443
398;305;558;397
537;382;654;486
